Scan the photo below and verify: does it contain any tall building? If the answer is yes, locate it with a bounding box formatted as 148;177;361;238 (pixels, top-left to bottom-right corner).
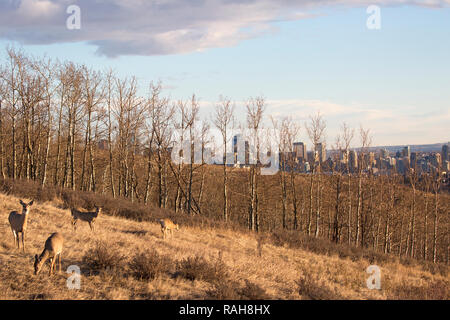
232;134;249;165
307;151;314;165
402;146;411;158
410;152;417;169
442;143;449;162
349;150;358;173
315;143;326;163
293;142;307;160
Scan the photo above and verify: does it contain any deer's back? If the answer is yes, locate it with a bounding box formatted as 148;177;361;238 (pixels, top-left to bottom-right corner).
45;232;64;254
72;208;97;222
160;219;176;229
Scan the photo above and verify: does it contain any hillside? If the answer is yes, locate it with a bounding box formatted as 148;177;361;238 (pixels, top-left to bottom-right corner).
0;192;448;300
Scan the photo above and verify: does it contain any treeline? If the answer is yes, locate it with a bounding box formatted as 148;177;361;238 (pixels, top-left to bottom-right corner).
0;47;448;264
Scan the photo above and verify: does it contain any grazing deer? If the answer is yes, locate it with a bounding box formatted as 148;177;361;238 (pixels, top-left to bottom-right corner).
159;218;179;239
8;199;34;252
34;232;64;276
71;205;102;231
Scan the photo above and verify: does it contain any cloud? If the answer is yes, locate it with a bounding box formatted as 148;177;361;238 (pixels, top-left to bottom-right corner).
264;99;450;146
0;0;448;57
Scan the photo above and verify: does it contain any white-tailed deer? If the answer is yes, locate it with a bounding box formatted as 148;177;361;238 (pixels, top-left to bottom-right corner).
34;232;64;276
159;218;179;239
8;199;34;252
71;205;102;231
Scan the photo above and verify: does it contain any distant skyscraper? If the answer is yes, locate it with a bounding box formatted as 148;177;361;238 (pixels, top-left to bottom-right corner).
232;134;249;165
315;143;326;163
442;143;449;163
349;150;358;173
402;146;411;158
410;152;417;169
307;151;314;165
293;142;307;160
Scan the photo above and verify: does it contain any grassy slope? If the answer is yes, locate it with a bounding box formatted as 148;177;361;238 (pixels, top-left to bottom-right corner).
0;192;447;300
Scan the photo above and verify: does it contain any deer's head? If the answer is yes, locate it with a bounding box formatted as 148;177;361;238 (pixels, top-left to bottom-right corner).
20;200;34;214
33;254;43;275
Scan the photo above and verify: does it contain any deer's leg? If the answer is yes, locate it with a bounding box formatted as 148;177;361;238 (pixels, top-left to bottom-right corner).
11;229;16;247
49;258;54;276
72;219;77;231
89;221;94;231
21;232;25;253
15;232;20;249
58;254;62;273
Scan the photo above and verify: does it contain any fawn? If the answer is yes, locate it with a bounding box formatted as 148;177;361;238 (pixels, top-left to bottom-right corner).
159;218;179;239
8;199;34;252
34;232;64;276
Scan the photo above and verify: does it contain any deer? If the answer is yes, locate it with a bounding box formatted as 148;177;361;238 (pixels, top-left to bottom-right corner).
8;199;34;252
71;205;102;231
34;232;64;276
158;218;179;239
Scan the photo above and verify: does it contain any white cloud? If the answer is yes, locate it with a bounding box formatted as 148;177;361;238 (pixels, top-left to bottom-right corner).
0;0;448;57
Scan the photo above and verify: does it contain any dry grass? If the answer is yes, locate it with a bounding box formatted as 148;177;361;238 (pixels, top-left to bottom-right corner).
0;192;448;300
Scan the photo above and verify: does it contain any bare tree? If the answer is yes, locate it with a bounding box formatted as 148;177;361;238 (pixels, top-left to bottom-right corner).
212;96;235;221
305;111;326;238
355;125;372;246
246;96;266;231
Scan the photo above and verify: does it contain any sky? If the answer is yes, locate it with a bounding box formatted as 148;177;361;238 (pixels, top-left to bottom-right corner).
0;0;449;148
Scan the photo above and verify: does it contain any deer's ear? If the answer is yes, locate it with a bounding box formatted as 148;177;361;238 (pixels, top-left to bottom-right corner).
20;200;25;206
29;200;34;206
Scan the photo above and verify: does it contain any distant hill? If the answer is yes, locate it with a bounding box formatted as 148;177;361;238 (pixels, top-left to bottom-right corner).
350;142;448;154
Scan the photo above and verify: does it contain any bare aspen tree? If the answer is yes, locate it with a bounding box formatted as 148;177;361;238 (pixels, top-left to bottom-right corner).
197;120;211;209
422;173;431;260
355;125;372;246
339;122;355;245
32;57;54;186
185;95;200;215
0;68;6;179
306;111;326;238
246;97;266;231
79;67;104;192
431;170;441;263
407;166;419;257
148;85;174;208
105;70;116;197
213;96;235;221
331;133;344;243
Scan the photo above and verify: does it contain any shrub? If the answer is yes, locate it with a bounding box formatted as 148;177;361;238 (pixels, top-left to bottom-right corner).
82;242;125;272
387;279;449;300
207;279;270;300
129;250;173;280
239;280;270;300
176;255;228;283
296;270;343;300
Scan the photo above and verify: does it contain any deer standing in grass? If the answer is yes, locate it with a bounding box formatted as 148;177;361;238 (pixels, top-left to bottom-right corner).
34;232;64;276
71;205;102;231
159;218;179;239
8;200;34;252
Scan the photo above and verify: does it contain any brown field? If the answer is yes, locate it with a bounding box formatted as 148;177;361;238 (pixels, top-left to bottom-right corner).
0;192;448;300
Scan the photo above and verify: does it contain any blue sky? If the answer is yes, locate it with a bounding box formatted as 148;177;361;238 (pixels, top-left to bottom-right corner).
0;0;449;148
